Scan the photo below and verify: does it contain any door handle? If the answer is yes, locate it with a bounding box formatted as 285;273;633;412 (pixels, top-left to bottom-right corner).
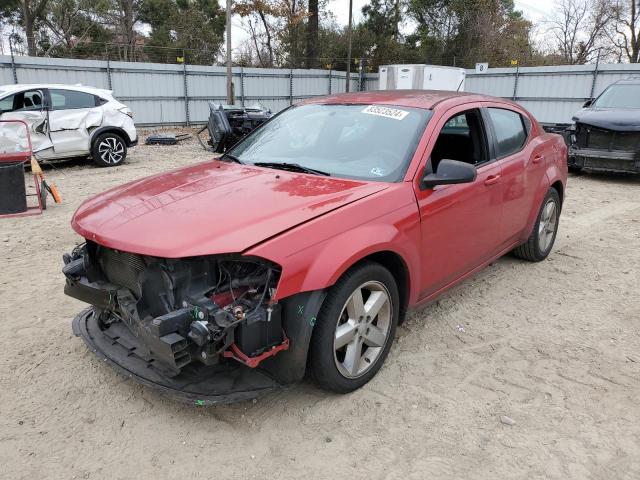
484;174;501;186
532;155;544;164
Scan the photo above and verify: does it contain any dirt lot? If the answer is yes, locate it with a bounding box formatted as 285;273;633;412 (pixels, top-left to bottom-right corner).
1;131;639;480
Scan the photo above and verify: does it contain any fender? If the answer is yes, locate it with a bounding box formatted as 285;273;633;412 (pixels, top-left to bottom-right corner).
90;125;136;146
295;224;419;300
246;183;422;303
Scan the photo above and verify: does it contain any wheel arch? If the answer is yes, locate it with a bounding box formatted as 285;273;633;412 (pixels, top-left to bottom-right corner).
90;126;134;146
347;250;411;323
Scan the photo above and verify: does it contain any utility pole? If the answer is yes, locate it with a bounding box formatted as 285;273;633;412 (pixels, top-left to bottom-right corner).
226;0;234;105
346;0;353;93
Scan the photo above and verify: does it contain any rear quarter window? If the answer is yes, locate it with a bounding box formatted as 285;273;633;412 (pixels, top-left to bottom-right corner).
488;108;528;158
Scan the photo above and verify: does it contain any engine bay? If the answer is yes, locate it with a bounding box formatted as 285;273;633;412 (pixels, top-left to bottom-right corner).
63;242;287;376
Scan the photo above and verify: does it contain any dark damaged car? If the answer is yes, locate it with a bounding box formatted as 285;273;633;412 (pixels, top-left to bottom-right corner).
568;78;640;173
63;90;567;405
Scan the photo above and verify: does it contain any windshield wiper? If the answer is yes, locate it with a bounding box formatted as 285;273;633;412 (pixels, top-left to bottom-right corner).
220;153;243;164
253;162;330;176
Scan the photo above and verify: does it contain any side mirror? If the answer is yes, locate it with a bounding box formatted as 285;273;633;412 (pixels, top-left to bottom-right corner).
583;99;593;108
422;159;477;189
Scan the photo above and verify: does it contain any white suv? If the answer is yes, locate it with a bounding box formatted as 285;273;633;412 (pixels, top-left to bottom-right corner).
0;84;137;167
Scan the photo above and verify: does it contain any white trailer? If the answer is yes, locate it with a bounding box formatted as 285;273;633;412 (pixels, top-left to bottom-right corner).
378;64;466;92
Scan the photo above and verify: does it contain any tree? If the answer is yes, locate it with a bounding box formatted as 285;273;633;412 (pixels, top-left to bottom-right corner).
546;0;617;64
39;0;111;58
306;0;318;68
101;0;145;61
140;0;225;64
235;0;308;67
1;0;50;56
611;0;639;62
406;0;535;67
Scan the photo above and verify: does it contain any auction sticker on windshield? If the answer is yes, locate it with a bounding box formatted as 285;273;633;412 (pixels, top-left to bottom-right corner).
362;105;409;120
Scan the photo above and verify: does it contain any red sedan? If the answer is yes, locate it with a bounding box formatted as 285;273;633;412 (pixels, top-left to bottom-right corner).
63;90;567;404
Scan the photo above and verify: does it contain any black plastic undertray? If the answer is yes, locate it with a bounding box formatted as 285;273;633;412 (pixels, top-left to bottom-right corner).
72;308;280;406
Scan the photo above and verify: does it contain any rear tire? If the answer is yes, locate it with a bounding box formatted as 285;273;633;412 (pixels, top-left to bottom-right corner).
513;187;561;262
308;262;399;393
92;132;127;167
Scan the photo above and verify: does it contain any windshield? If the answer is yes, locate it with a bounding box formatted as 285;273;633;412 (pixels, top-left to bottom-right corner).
593;84;640;109
228;103;431;182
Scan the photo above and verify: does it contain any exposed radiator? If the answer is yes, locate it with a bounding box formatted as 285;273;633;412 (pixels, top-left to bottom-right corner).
97;247;146;298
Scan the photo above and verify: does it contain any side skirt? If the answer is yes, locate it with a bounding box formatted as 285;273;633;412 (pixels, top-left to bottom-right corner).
413;241;521;309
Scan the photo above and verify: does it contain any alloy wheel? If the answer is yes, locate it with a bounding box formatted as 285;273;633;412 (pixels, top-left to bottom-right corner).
98;137;125;165
538;198;558;252
333;281;393;379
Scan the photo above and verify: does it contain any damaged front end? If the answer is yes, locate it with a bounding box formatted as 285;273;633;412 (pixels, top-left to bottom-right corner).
63;242;295;404
568;122;640;174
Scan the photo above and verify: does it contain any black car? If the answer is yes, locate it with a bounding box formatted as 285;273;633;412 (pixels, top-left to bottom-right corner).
568;78;640;174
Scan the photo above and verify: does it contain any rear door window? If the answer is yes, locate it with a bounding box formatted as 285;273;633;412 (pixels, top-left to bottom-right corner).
50;89;98;110
488;108;528;158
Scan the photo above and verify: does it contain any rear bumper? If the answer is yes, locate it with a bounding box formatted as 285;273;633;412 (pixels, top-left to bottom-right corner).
72;307;281;405
569;147;640;173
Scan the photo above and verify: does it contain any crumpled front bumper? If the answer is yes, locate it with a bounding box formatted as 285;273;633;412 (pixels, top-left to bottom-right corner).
73;307;281;405
569;147;640;173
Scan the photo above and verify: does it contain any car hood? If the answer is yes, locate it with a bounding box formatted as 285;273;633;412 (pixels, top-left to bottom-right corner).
72;160;388;258
572;107;640;132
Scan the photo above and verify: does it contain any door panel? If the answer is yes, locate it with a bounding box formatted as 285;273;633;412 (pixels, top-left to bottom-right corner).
0;89;52;154
48;108;102;154
498;149;534;243
417;162;503;297
47;89;103;155
483;104;548;243
414;104;504;299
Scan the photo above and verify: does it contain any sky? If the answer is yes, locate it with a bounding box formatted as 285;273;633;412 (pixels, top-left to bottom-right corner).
231;0;556;53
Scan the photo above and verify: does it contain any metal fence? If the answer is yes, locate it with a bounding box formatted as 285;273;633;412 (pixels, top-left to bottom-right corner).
0;55;377;126
1;54;639;126
465;63;640;124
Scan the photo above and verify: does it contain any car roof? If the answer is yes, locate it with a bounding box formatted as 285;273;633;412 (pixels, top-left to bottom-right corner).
0;83;112;97
298;89;497;109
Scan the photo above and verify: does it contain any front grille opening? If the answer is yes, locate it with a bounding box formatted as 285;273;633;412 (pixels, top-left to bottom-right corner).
576;123;640;152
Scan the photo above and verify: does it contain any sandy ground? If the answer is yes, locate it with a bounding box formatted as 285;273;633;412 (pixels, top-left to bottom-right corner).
1;130;639;480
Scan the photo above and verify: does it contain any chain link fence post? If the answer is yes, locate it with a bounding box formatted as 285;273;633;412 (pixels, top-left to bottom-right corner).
512;63;520;101
289;67;293;105
182;50;190;126
328;68;332;94
9;35;18;84
105;47;113;91
240;67;244;108
589;49;601;100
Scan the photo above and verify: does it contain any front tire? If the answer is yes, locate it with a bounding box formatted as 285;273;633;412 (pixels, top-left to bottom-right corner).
309;262;399;393
92;133;127;167
513;187;561;262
